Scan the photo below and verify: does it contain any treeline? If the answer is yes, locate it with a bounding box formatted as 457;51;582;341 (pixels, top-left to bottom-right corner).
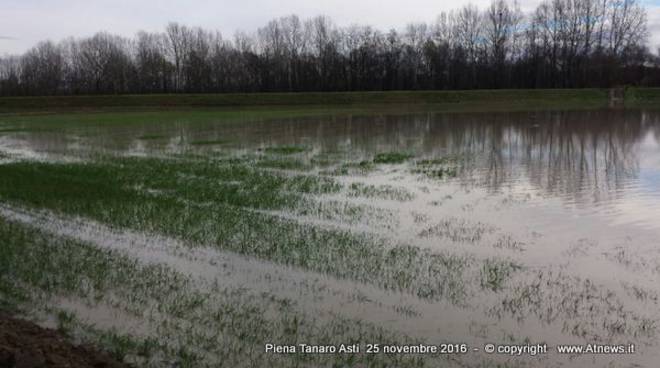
1;0;658;96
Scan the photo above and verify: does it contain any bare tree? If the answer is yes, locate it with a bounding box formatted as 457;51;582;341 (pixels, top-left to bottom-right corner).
0;56;22;96
166;22;193;92
608;0;647;56
20;41;64;95
454;5;484;87
135;31;171;92
0;5;654;95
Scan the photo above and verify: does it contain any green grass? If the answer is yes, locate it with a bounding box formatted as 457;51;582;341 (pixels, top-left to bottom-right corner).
348;183;416;201
373;152;414;164
412;167;459;180
0;217;441;367
411;157;461;179
189;139;227;146
256;158;310;170
137;134;167;140
0;108;340;128
0;155;498;303
493;269;656;340
480;260;521;291
264;145;307;155
624;88;660;108
292;197;398;229
0;88;625;114
415;157;459;166
1;102;655;367
0;127;53;133
322;160;375;176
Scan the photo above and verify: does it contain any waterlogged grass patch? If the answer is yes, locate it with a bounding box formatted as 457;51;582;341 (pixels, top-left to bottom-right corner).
480;259;521;291
256;158;310;171
308;153;348;168
621;282;660;304
0;108;351;128
137;134;167;140
413;167;458;179
415;157;458;166
264;145;307;155
492;269;657;341
348;182;416;202
373;152;413;164
0;158;502;304
190;139;227;146
418;217;495;243
0;127;54;134
0;216;470;367
309;151;348;162
412;157;460;179
293;197;399;229
0;128;25;134
0;218;189;309
1;107;657;368
0;156;341;212
323;160;374;176
492;234;526;251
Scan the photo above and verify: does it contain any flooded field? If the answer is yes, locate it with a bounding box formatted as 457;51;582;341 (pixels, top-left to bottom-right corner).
1;107;660;367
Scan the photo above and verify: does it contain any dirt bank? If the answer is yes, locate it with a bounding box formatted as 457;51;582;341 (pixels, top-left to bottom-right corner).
0;313;128;368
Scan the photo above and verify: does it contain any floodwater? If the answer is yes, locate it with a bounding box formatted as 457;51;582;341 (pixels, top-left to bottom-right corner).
1;108;660;367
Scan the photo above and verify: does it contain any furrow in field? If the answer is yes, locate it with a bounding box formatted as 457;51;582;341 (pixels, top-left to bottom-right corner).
3;203;655;368
0;204;485;342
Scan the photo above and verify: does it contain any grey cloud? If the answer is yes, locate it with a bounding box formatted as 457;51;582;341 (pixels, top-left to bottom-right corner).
0;0;658;53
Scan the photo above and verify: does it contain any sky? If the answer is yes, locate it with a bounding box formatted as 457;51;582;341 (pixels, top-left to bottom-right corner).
1;0;659;55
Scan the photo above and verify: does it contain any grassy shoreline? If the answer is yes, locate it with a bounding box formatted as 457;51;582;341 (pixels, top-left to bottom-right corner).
2;88;658;114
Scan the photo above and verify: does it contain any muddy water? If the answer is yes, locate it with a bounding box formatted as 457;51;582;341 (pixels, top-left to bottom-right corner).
5;109;660;234
2;108;660;367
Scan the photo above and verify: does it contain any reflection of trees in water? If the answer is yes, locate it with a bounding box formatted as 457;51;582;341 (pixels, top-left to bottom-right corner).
13;109;659;203
3;129;77;156
416;110;653;203
231;109;656;203
533;112;639;203
272;109;656;203
649;112;660;143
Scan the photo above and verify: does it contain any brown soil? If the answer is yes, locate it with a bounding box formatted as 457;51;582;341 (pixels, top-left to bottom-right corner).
0;313;128;368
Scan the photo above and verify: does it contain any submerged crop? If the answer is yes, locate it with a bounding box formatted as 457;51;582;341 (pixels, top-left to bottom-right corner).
0;217;442;367
2;108;660;368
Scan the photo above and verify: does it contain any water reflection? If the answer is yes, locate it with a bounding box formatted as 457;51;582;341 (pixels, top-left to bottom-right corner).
6;110;660;204
3;109;660;212
3;108;660;368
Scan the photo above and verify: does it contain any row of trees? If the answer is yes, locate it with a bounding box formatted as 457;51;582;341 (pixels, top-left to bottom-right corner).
1;0;658;96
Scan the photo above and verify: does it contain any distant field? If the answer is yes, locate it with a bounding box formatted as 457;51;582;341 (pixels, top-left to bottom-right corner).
624;88;660;107
1;88;646;114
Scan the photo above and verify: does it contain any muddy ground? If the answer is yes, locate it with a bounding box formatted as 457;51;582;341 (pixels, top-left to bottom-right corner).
0;313;127;368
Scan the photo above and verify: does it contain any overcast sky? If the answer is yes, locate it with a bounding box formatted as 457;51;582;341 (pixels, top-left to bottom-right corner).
1;0;659;55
